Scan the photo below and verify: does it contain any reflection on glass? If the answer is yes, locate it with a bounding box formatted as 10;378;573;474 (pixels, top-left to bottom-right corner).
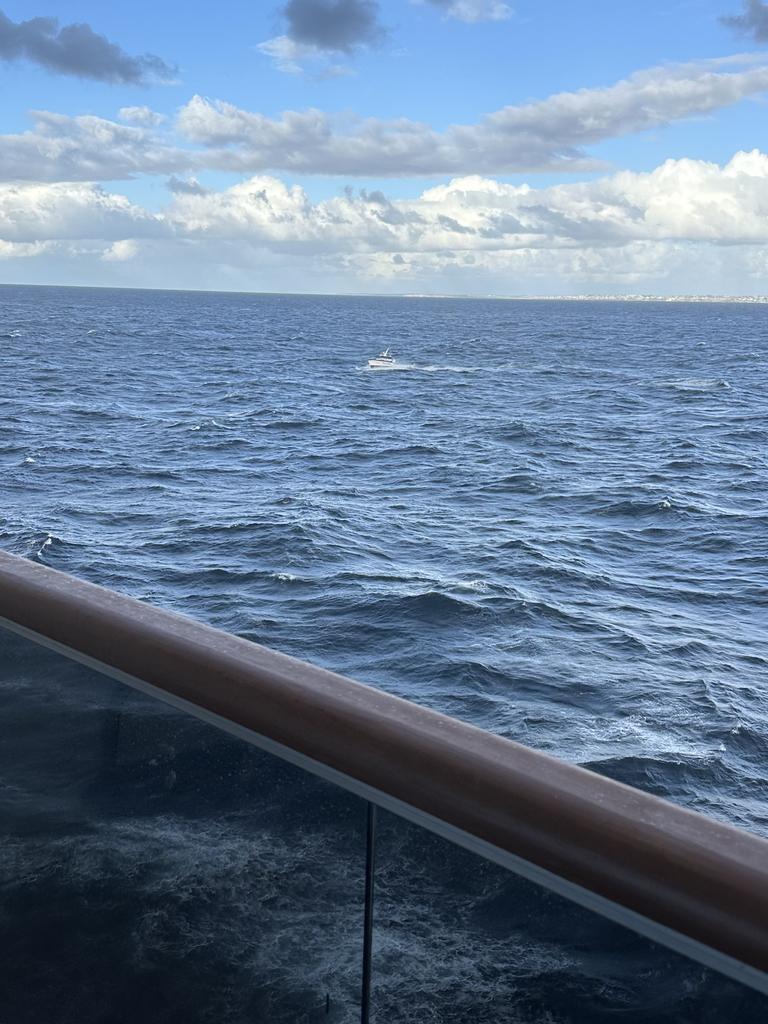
372;809;768;1024
0;625;365;1024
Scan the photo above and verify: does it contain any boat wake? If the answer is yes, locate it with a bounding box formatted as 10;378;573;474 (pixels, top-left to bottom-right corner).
362;361;417;372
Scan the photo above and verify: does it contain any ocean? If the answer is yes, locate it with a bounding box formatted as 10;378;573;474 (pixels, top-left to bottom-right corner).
1;284;767;1022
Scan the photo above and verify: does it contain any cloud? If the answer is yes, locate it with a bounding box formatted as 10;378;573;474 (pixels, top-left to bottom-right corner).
0;181;166;241
156;151;768;253
177;56;768;175
118;106;166;127
281;0;384;51
0;111;191;182
164;176;426;248
256;35;356;77
256;35;320;74
166;175;210;195
721;1;768;41
0;239;51;260
259;0;384;73
421;0;512;22
3;56;768;185
5;152;768;292
0;10;176;84
102;238;140;261
414;151;768;246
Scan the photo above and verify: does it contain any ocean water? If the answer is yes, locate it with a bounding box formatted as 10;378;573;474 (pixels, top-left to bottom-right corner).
1;284;767;1021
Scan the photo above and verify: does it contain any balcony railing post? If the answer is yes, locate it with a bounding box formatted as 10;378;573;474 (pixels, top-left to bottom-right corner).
361;802;377;1024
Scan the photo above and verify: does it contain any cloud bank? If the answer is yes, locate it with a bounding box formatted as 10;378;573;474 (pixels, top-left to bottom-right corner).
4;150;768;290
2;56;767;183
154;150;768;252
0;10;176;83
176;57;768;176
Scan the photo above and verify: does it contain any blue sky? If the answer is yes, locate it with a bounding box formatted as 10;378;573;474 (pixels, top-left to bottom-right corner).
2;0;768;293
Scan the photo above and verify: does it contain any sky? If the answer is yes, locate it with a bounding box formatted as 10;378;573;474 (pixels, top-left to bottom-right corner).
2;0;768;295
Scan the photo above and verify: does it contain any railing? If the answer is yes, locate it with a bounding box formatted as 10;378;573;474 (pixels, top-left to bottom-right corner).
0;548;767;1021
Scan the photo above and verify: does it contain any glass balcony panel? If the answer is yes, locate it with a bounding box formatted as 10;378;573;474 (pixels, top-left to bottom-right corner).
372;808;768;1023
0;624;366;1024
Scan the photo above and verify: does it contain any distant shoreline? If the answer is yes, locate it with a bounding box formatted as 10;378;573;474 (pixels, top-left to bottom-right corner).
1;282;768;303
496;294;768;303
403;293;768;303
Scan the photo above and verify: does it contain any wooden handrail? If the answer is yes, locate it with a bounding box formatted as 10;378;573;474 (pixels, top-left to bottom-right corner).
0;549;766;990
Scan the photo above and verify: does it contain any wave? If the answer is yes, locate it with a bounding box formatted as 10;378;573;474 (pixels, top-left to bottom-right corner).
0;812;365;1023
30;532;59;562
419;364;480;373
660;377;732;392
189;417;237;431
260;417;321;430
362;362;479;373
479;472;541;493
348;589;493;625
595;497;675;516
494;420;537;441
582;751;732;797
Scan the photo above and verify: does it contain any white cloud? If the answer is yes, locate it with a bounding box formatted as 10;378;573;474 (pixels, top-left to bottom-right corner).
0;239;52;259
6;150;768;253
4;151;768;293
166;175;210;196
118;105;166;127
158;150;768;253
415;150;768;245
257;35;323;74
102;239;140;261
0;182;165;241
2;56;768;183
257;35;356;77
0;111;191;182
421;0;512;22
177;56;768;176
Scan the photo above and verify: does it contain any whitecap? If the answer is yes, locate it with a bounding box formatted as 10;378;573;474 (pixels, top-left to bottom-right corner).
444;578;489;593
33;533;55;560
661;377;731;392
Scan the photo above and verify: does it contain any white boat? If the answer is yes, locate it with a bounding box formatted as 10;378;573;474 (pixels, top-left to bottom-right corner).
367;347;396;369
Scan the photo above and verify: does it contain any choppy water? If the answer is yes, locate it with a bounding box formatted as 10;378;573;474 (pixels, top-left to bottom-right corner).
1;285;767;1021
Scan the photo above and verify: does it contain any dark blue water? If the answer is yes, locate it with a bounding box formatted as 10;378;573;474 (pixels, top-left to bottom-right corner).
1;285;767;1021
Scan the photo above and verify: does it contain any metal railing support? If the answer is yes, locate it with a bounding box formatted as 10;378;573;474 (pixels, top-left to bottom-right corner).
361;802;378;1024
